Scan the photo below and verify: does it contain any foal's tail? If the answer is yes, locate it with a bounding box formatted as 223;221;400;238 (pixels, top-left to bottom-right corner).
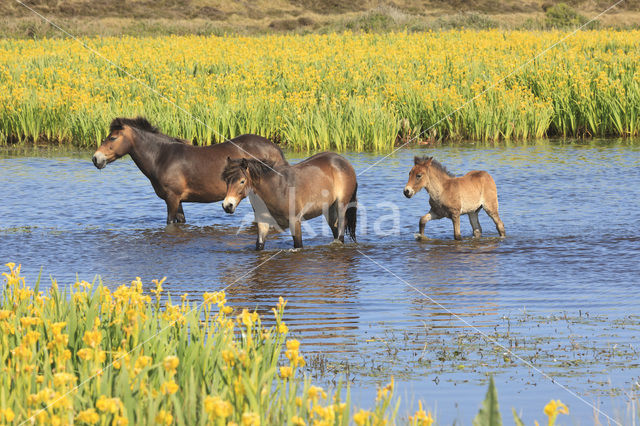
345;182;358;242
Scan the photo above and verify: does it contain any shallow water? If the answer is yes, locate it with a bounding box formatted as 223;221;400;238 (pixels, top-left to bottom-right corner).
1;140;639;424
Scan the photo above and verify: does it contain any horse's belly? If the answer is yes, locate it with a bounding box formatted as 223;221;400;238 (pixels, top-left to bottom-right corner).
248;192;288;230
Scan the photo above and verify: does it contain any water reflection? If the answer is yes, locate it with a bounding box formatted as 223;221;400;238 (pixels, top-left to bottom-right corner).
225;247;362;350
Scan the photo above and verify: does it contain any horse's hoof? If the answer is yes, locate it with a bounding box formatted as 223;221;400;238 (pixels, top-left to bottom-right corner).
330;239;344;246
414;233;429;242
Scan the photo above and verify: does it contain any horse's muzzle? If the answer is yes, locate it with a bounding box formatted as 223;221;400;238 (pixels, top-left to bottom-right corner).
92;152;107;169
403;187;414;198
222;198;237;214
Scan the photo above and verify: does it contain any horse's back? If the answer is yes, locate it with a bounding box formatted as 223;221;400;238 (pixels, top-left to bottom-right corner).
223;134;287;165
296;152;354;174
462;170;499;203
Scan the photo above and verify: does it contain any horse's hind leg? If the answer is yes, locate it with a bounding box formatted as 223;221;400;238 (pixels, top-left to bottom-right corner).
290;219;303;249
255;222;270;251
324;203;340;240
468;210;482;238
483;201;506;237
176;202;186;223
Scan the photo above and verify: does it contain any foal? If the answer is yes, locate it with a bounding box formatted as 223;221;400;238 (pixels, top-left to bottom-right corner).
91;117;287;224
221;152;358;250
404;156;506;240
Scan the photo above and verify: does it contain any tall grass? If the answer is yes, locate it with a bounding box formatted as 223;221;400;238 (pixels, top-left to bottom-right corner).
0;263;401;425
0;31;639;151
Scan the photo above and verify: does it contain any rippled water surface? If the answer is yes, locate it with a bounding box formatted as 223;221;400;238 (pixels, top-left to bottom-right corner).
1;141;639;424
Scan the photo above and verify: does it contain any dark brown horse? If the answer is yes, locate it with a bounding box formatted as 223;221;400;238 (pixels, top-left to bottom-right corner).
92;117;287;224
221;152;357;250
404;156;506;240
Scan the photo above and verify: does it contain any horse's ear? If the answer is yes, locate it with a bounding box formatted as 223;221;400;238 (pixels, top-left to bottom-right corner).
226;156;232;163
414;156;422;165
426;156;433;165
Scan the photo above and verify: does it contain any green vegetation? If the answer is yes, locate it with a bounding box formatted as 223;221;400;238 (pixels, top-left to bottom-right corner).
0;263;402;424
1;31;640;150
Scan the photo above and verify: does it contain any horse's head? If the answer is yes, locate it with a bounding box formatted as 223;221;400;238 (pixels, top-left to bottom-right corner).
221;157;252;214
404;156;433;198
92;118;139;169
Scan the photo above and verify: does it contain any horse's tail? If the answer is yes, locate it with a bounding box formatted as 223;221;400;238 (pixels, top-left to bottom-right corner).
345;182;357;242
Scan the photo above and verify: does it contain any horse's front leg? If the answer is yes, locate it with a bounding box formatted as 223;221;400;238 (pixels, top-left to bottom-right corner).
255;222;270;251
419;211;434;235
165;195;181;224
290;220;303;249
451;213;462;241
176;202;186;223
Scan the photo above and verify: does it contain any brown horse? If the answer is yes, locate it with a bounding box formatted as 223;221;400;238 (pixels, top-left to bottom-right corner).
92;117;287;224
221;152;358;250
404;156;506;240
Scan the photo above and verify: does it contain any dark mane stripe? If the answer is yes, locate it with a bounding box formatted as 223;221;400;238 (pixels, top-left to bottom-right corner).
222;158;276;184
415;156;455;177
110;117;159;134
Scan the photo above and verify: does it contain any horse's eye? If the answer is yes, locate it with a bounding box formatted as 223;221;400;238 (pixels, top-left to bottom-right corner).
240;179;245;185
109;136;116;141
416;174;422;179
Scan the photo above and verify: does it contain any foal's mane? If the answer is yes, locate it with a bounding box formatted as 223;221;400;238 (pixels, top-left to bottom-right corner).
222;158;277;184
415;156;455;177
109;117;191;144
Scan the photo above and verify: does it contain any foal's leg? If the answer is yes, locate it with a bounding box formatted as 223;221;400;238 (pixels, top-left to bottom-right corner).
290;220;303;249
419;211;436;235
451;213;463;241
483;200;506;237
255;222;270;251
176;202;186;223
468;210;482;238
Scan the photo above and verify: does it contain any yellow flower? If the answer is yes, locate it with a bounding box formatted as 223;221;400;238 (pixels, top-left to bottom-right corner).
290;415;305;426
77;348;93;361
161;380;179;395
409;402;433;426
135;355;152;370
0;310;11;320
1;408;15;423
242;412;260;426
277;323;288;334
113;416;129;426
221;350;235;366
53;372;76;387
96;395;121;414
544;399;569;424
76;408;99;424
155;409;173;425
376;378;394;401
353;409;371;425
163;355;179;374
83;330;102;348
279;366;293;379
286;340;300;351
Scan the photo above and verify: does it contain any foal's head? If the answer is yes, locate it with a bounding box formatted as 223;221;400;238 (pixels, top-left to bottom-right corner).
404;156;453;198
92;117;157;169
221;157;274;214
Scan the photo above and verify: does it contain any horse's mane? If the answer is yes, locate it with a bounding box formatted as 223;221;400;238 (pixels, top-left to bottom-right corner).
109;117;192;144
414;156;455;177
222;158;276;184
